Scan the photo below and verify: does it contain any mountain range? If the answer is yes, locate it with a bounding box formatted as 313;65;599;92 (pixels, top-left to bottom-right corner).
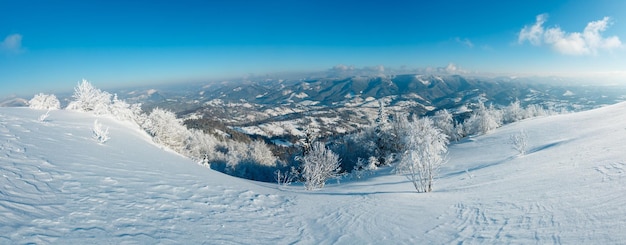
115;74;626;139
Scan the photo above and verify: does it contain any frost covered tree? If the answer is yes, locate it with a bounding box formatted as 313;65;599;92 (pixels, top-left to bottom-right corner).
142;108;190;153
510;129;529;156
502;99;525;124
301;141;341;190
186;129;219;163
388;112;411;154
109;94;144;123
432;109;460;142
300;127;318;156
524;104;547;118
374;100;393;165
463;101;502;136
28;93;61;110
66;79;112;115
247;140;277;167
395;117;448;193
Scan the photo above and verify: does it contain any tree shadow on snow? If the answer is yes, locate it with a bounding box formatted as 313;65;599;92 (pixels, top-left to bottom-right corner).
526;139;571;154
306;190;418;196
440;139;572;179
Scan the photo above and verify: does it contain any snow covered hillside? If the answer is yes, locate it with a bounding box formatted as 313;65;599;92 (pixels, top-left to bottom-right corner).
1;102;626;244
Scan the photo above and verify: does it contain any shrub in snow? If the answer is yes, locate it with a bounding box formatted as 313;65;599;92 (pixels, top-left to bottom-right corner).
66;79;112;115
92;120;110;144
28;93;61;110
301;141;341;190
38;109;51;122
395;117;448;193
275;166;300;186
510;129;529;156
350;156;378;179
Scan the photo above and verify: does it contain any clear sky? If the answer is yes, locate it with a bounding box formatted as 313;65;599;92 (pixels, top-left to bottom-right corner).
1;0;625;97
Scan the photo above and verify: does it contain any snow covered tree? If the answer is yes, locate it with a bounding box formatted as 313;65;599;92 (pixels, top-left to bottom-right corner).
247;140;277;167
142;108;190;153
395;117;448;193
389;112;411;153
432;109;460;142
186;129;219;162
301;141;341;190
109;94;143;123
510;129;529;156
66;79;112;115
502;99;525;124
524;104;547;118
28;93;61;110
374;100;393;165
463;101;502;136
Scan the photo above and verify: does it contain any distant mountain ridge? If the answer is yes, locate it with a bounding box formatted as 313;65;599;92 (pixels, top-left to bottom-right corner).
169;74;622;110
114;73;625;139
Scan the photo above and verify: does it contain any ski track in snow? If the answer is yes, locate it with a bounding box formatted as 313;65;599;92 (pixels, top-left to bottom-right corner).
595;161;625;181
426;201;562;244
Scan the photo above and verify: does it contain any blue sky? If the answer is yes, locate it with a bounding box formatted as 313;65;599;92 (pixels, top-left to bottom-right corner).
1;0;625;97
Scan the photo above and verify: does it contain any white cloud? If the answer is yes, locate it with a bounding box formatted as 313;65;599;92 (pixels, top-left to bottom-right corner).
434;63;465;74
543;28;588;55
445;63;457;73
518;14;623;55
518;14;547;46
1;34;24;54
331;64;354;72
455;37;474;48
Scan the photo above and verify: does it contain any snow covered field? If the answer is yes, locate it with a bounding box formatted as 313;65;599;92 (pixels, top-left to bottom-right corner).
1;102;625;244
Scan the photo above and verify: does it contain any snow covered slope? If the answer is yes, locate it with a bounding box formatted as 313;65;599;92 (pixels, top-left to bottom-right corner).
1;102;626;244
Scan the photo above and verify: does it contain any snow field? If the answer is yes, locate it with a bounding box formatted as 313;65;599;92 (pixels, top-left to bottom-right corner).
0;109;298;244
1;102;626;244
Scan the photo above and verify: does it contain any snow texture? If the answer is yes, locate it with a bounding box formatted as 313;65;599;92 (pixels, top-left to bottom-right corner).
2;102;626;244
